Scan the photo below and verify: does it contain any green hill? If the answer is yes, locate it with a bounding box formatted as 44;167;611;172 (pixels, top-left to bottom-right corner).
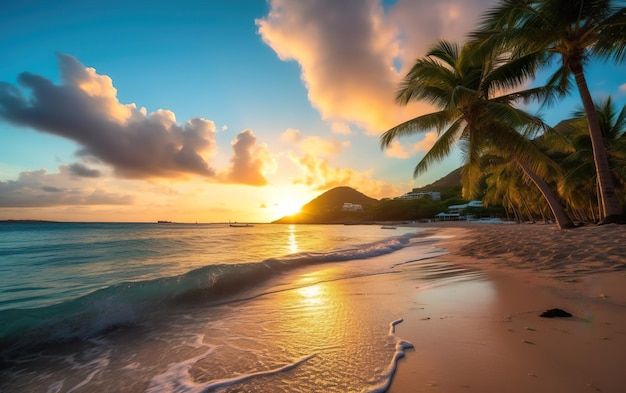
413;167;462;192
300;186;378;213
273;186;378;223
272;170;465;224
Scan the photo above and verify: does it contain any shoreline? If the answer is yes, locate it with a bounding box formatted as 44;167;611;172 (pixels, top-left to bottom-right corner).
388;222;626;392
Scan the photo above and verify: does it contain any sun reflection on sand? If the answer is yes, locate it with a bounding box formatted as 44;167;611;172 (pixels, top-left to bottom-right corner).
297;284;325;305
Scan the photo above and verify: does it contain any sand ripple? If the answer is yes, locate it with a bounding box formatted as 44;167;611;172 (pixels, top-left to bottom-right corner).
435;223;626;281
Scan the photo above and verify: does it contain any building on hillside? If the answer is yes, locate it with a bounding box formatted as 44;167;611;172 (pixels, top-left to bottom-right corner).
396;190;441;201
341;203;363;211
436;200;483;220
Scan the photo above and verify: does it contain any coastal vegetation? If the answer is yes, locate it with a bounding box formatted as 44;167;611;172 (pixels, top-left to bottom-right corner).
272;174;504;224
381;0;626;228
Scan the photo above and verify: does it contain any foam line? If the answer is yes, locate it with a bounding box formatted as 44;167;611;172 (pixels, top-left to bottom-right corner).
199;353;317;392
364;318;414;393
147;349;316;393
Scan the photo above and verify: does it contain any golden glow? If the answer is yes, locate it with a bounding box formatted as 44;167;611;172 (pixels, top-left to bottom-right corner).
297;284;324;305
272;199;302;218
287;225;298;254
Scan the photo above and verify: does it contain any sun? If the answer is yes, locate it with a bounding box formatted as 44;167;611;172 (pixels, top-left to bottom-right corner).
263;186;315;221
273;199;303;218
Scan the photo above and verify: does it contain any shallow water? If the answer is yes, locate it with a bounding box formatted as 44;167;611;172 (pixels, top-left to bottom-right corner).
0;222;489;392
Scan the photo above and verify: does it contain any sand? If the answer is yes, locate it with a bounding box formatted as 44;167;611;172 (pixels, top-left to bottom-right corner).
388;222;626;393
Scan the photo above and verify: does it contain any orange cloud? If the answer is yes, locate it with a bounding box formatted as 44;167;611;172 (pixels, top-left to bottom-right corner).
384;141;411;159
330;122;354;135
280;129;348;157
413;132;439;152
257;0;404;134
288;152;400;199
221;130;276;186
258;0;494;136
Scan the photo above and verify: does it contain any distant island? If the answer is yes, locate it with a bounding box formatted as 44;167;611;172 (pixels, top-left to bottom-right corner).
0;219;59;223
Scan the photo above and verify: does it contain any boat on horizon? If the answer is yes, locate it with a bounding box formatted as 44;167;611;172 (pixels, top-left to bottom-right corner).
229;220;253;227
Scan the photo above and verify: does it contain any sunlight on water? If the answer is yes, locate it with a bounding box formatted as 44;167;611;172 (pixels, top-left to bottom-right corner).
287;224;299;254
1;223;452;392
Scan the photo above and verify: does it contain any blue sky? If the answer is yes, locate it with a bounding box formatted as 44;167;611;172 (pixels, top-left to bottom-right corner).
1;0;625;223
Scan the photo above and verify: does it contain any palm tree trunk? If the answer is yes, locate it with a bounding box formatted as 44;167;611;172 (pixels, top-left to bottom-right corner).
514;158;574;229
571;63;624;223
521;197;535;223
504;199;512;221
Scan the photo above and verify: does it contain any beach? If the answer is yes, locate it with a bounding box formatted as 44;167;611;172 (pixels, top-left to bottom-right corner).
388;222;626;393
1;222;625;392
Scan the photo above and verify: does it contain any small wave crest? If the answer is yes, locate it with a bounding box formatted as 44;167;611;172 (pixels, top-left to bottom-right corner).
0;233;419;358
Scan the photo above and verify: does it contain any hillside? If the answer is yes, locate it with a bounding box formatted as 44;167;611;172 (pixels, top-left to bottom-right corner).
300;186;378;213
272;169;465;224
413;167;462;192
273;186;378;223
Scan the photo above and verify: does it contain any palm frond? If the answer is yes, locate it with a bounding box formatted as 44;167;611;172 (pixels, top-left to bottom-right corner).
380;110;457;149
412;119;464;177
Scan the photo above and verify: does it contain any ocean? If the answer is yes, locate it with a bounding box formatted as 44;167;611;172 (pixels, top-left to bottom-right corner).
0;222;461;392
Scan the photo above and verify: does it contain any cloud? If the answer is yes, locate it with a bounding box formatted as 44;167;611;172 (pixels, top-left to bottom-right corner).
620;83;626;93
413;132;439;152
330;122;353;135
277;129;401;197
0;169;133;207
257;0;403;134
257;0;494;135
300;136;346;157
68;163;102;178
280;128;348;157
288;152;400;199
221;129;276;186
280;128;302;144
384;131;438;158
385;141;410;159
389;0;495;69
0;53;217;179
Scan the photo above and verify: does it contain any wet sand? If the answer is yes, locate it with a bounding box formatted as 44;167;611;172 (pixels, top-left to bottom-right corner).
388;222;626;393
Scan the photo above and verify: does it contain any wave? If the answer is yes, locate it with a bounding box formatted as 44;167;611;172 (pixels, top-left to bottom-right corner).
0;232;420;358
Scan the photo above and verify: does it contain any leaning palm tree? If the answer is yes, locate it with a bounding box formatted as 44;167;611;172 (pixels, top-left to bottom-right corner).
481;149;557;222
471;0;626;223
380;39;575;228
548;98;626;219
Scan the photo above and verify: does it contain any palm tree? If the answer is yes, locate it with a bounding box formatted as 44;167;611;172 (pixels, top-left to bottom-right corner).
380;40;575;228
481;149;558;222
546;98;626;219
471;0;626;223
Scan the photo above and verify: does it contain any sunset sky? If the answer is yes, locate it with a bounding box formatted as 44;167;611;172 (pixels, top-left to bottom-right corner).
1;0;625;223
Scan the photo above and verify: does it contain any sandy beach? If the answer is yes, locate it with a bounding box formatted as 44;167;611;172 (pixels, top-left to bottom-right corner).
388;222;626;393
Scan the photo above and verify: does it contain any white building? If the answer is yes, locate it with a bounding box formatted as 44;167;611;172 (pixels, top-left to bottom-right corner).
437;200;483;220
396;190;441;201
342;203;363;211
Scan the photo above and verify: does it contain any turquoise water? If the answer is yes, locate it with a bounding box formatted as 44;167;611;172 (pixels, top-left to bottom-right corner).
0;222;452;392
